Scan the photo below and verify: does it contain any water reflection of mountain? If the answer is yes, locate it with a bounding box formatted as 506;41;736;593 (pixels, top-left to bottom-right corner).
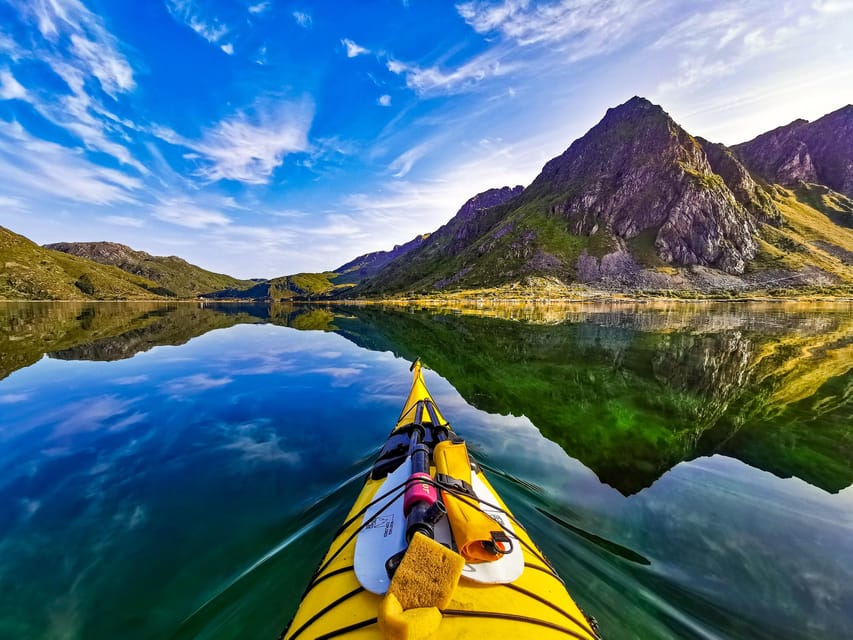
1;301;850;495
0;302;262;379
326;304;853;495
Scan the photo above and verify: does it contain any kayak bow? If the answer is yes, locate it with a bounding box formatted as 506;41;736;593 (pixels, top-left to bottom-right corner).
282;360;600;640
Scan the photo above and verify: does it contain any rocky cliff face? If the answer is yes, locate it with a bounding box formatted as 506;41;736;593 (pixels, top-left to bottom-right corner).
529;97;762;274
733;105;853;197
696;137;781;225
355;97;782;294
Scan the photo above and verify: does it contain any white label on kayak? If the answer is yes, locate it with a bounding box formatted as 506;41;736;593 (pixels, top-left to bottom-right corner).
353;459;410;594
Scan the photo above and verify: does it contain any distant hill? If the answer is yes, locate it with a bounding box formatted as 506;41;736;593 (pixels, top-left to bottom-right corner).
733;105;853;198
45;241;253;298
202;233;438;300
350;97;853;296
334;233;431;283
1;226;170;300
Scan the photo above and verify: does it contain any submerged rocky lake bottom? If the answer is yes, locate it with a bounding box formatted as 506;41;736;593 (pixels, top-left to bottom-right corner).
0;301;851;639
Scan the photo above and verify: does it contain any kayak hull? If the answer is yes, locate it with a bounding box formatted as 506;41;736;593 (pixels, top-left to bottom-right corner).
282;363;598;640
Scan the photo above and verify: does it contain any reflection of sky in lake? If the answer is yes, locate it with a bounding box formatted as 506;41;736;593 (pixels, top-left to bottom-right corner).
0;318;851;639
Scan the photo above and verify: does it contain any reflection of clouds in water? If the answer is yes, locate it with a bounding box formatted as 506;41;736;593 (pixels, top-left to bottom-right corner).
221;422;300;465
627;455;853;634
53;396;139;436
113;375;149;385
162;374;232;397
0;392;29;404
310;365;367;387
19;498;41;519
227;354;299;376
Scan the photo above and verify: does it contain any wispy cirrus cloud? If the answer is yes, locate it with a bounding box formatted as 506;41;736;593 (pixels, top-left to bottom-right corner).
341;38;369;58
0;68;26;100
2;0;145;172
385;0;665;96
457;0;665;57
9;0;135;95
152;198;231;229
165;0;233;53
0;121;141;205
155;98;314;184
654;2;853;94
386;51;516;95
99;215;145;228
389;141;434;178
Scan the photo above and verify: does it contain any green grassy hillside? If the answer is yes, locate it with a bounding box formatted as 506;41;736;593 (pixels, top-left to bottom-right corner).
45;241;253;297
1;227;170;300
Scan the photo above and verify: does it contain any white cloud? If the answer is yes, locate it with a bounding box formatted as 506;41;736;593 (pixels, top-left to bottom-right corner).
378;94;392;107
166;0;229;46
342;38;369;58
3;0;143;171
387;51;517;94
293;10;312;28
456;0;665;58
249;1;270;14
99;215;145;227
156;98;314;184
0;69;27;100
387;59;407;74
0;32;22;60
10;0;136;94
654;2;853;94
152;198;231;228
68;33;134;97
0;121;141;205
220;42;234;55
389;141;433;177
0;195;24;208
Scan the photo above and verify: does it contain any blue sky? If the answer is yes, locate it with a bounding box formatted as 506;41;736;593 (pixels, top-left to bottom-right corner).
0;0;851;278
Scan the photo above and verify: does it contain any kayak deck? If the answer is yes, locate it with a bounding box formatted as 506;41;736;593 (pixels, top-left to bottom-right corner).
282;362;599;640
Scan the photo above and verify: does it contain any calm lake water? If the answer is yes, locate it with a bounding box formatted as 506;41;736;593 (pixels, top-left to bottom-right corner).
1;301;851;640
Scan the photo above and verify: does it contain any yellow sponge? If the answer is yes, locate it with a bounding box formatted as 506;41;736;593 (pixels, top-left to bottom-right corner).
388;532;465;610
378;593;442;640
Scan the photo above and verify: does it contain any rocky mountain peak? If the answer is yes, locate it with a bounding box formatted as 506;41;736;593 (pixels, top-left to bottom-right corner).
531;96;760;273
734;106;853;197
455;186;524;222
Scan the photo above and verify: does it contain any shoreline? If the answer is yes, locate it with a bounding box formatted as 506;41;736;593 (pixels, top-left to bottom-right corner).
2;293;853;304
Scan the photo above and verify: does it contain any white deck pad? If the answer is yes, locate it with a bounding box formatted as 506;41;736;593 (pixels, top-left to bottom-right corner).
355;460;523;593
353;459;410;594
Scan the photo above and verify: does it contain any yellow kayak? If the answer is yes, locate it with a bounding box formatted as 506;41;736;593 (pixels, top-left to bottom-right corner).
282;361;600;640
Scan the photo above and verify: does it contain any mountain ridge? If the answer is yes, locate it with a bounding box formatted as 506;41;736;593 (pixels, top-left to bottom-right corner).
1;226;171;300
45;241;252;298
349;97;853;297
733;104;853;197
5;98;853;301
